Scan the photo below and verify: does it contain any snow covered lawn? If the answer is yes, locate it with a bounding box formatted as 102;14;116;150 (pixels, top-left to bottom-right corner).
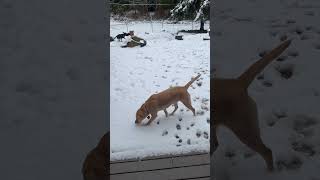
213;0;320;179
110;20;210;161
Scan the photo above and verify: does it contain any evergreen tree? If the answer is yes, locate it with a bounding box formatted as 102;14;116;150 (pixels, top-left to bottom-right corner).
170;0;209;21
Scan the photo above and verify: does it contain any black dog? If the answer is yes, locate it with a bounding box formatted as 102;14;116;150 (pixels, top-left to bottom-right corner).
115;32;130;41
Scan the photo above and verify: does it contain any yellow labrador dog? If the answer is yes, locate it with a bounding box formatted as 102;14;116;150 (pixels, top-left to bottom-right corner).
211;40;291;171
82;133;108;180
135;74;201;125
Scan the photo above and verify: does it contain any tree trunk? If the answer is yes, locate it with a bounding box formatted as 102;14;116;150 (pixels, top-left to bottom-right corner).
200;19;204;31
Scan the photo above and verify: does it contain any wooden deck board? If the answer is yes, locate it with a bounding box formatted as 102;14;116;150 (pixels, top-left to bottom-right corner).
110;152;210;180
111;164;210;180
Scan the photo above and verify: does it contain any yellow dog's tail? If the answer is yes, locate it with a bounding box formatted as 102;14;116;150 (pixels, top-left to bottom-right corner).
184;74;201;89
238;40;291;88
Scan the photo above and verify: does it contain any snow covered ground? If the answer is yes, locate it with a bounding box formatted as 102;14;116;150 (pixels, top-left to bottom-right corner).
110;20;210;161
212;0;320;179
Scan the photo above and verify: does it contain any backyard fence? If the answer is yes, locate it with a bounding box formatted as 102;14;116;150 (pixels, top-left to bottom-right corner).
110;20;203;34
109;0;176;19
109;0;210;34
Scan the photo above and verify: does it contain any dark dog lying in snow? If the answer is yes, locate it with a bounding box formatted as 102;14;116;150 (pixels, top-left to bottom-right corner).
135;74;201;125
115;32;130;41
211;40;291;171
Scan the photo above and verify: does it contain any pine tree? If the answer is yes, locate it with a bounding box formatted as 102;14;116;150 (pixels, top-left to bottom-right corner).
170;0;210;21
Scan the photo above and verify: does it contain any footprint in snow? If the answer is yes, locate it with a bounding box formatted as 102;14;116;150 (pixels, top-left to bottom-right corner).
257;73;264;81
196;110;205;115
287;50;299;57
61;32;72;43
313;43;320;50
203;131;209;139
262;80;273;87
144;56;152;60
196;130;202;138
305;26;313;31
298;129;314;138
296;29;304;36
196;81;202;87
267;109;287;127
279;34;288;41
310;177;320;180
291;141;315;156
272;109;288;119
274;64;294;79
202;98;209;103
201;104;209;111
293;115;318;130
312;89;319;96
286;19;296;24
266;116;277;127
162;130;168;136
300;33;313;40
187;139;191;145
276;155;303;171
224;150;236;159
276;55;288;62
258;50;269;58
269;31;278;37
243;151;255;159
304;11;315;16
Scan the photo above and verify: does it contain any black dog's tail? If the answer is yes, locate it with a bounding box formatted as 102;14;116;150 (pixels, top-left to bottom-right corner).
140;40;147;47
238;40;291;88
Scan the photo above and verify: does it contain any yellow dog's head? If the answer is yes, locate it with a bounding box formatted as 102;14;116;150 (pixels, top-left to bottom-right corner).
135;103;152;124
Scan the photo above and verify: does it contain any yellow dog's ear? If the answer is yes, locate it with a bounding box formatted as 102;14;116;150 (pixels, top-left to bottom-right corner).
142;103;150;114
